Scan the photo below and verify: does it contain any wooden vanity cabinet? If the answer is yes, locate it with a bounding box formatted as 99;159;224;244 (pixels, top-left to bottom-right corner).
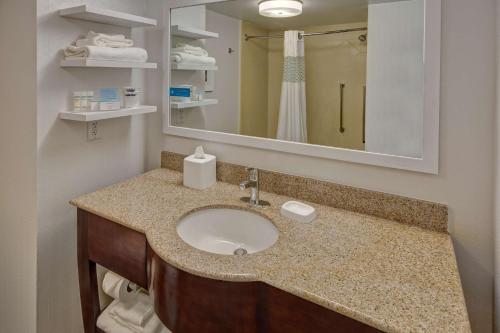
77;209;381;333
77;209;149;333
150;253;381;333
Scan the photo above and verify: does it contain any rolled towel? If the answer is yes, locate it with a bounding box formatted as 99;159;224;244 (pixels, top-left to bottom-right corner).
170;52;216;65
76;31;134;48
102;271;139;303
110;293;153;327
173;43;208;57
64;46;148;62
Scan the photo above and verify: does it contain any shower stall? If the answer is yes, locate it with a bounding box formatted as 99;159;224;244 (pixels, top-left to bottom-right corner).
240;23;368;150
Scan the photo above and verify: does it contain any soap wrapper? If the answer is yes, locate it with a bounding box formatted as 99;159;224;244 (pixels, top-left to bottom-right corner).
183;153;216;190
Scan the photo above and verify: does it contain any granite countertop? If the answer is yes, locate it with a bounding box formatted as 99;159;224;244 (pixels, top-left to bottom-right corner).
70;169;471;333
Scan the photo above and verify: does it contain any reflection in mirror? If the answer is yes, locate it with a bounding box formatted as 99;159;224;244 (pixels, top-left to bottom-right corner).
169;0;425;158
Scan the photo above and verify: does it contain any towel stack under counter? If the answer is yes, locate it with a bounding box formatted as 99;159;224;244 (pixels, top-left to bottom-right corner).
171;43;216;66
63;31;148;63
97;271;170;333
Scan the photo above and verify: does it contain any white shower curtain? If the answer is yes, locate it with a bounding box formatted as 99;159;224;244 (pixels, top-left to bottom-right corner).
276;31;307;143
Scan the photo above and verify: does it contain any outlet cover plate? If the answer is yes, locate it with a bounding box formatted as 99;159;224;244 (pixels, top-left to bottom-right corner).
87;121;101;141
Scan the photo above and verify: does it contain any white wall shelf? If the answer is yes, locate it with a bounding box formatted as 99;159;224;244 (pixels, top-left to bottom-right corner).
59;5;157;28
171;25;219;39
59;106;157;122
171;99;218;109
61;59;157;69
171;63;217;71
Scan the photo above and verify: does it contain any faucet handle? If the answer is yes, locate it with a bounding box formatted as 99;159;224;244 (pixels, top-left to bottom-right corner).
245;167;258;180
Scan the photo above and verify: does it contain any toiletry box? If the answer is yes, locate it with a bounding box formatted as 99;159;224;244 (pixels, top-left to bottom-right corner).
170;86;192;102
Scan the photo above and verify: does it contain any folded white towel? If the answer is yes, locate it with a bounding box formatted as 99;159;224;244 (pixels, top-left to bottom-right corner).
110;313;166;333
170;52;216;65
76;31;134;48
64;46;148;62
173;43;208;57
110;293;153;327
98;300;170;333
97;300;137;333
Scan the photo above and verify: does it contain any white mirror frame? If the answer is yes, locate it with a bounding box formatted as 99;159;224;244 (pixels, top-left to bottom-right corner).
162;0;441;174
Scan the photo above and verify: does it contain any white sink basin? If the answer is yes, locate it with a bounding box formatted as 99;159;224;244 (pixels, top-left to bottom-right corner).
176;208;279;255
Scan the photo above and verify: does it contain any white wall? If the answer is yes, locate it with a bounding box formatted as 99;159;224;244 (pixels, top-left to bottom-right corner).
204;10;241;134
365;0;424;158
156;0;496;332
171;5;205;29
169;6;241;134
36;0;152;332
170;6;208;129
0;0;38;332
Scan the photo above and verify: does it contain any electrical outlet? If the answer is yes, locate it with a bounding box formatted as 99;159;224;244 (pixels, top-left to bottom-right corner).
87;121;101;141
172;110;184;125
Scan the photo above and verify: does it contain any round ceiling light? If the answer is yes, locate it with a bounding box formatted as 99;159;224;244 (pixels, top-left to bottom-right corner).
259;0;303;18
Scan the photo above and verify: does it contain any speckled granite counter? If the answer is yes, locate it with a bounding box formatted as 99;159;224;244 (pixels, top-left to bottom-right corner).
71;169;470;333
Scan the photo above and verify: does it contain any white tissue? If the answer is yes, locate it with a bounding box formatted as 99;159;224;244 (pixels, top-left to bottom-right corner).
194;146;206;159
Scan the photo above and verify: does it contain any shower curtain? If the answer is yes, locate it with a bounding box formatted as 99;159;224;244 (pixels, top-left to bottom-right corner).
276;30;307;143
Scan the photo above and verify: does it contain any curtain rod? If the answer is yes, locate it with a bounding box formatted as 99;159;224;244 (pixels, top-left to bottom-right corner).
244;27;368;41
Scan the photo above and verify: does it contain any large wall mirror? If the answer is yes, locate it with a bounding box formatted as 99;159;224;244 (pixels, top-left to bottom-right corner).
163;0;441;173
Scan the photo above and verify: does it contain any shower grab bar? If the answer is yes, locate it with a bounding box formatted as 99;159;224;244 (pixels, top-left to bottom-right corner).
362;85;366;143
339;83;345;133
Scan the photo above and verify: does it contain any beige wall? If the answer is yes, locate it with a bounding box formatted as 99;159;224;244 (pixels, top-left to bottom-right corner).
0;0;38;332
240;21;269;138
267;23;367;150
158;1;496;331
266;34;281;138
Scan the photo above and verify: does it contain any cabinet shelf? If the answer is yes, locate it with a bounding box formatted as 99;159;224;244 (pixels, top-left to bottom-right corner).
59;106;157;122
171;63;217;71
171;25;219;39
171;99;218;109
61;59;157;69
59;5;157;28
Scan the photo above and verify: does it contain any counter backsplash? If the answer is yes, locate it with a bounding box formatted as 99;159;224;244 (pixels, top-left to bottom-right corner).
161;151;448;232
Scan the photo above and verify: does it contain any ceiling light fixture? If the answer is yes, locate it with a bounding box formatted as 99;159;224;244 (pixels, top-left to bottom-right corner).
258;0;303;18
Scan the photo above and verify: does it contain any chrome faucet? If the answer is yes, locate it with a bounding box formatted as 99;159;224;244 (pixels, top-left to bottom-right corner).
240;168;270;207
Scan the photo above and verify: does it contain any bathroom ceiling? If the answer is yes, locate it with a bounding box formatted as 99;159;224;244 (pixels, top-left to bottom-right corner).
207;0;409;30
206;0;377;30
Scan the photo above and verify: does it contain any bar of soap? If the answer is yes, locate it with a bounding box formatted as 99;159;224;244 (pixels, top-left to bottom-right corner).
280;201;317;223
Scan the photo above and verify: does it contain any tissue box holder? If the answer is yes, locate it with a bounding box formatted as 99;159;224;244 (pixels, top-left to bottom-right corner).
183;154;216;190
